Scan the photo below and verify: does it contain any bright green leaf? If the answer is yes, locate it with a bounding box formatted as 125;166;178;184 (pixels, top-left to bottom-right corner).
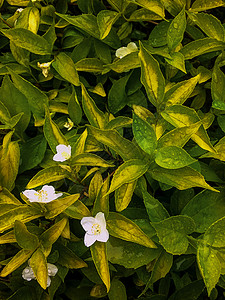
14;220;39;250
107;212;156;248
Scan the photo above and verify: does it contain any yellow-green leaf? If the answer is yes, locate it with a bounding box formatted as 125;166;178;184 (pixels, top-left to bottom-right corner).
45;194;80;219
1;249;33;277
30;248;48;290
70;153;114;168
14;220;39;250
0;131;20;190
82;85;106;129
107;212;156;248
0;206;42;234
43;110;68;153
26;166;71;189
107;159;149;194
138;42;165;107
52;52;80;86
115;180;137;212
91;241;110;292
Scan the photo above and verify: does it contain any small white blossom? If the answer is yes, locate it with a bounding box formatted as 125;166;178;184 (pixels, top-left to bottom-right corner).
115;42;138;59
37;61;52;78
22;185;63;203
81;212;109;247
22;263;58;287
53;144;71;162
16;8;24;13
64;118;74;131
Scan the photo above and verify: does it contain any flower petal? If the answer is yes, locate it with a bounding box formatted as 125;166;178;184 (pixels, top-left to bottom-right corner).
22;266;35;281
47;263;58;276
97;229;109;243
84;233;97;247
42;185;55;194
47;276;51;287
127;42;138;52
95;212;107;229
115;47;130;59
81;217;95;232
22;190;39;202
53;153;67;162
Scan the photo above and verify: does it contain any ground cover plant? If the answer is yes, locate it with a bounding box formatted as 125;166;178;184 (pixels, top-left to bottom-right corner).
1;0;225;299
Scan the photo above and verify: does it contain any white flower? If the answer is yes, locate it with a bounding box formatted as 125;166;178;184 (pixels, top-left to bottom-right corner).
81;212;109;247
16;8;24;13
22;263;58;287
22;185;63;203
53;144;71;162
115;42;138;59
37;61;52;78
64;118;74;131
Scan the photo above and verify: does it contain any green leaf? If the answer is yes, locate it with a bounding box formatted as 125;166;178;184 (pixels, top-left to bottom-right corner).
179;38;225;60
161;105;215;152
129;8;163;22
108;279;127;300
158;123;201;148
14;220;39;250
204;216;225;248
57;243;87;269
75;58;104;73
9;71;47;126
0;206;42;234
107;236;160;269
108;74;130;114
30;248;48;290
107;212;156;248
171;280;205;300
0;249;33;277
132;113;157;156
160;0;185;16
40;218;67;256
52;52;80;86
115;180;137;212
56;13;120;49
164;75;200;106
1;28;51;55
91;241;110;292
108;52;140;73
190;0;225;12
0;230;16;244
88;172;103;205
133;0;165;16
26;166;71;189
142;190;170;222
82;85;106;129
167;7;186;51
0;75;30;134
87;126;142;161
93;176;110;218
0;131;20;190
149;166;218;192
197;242;221;296
211;60;225;103
152;215;195;254
71;153;114;168
68;87;82;125
97;10;119;40
65;200;91;219
155;146;196;169
0;188;22;205
182;190;225;233
187;12;225;41
139;42;165;107
19;135;47;173
107;159;149;194
45;194;80;219
165;51;186;73
43;110;68;153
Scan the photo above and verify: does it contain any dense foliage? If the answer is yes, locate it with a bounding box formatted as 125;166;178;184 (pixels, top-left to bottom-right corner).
1;0;225;299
